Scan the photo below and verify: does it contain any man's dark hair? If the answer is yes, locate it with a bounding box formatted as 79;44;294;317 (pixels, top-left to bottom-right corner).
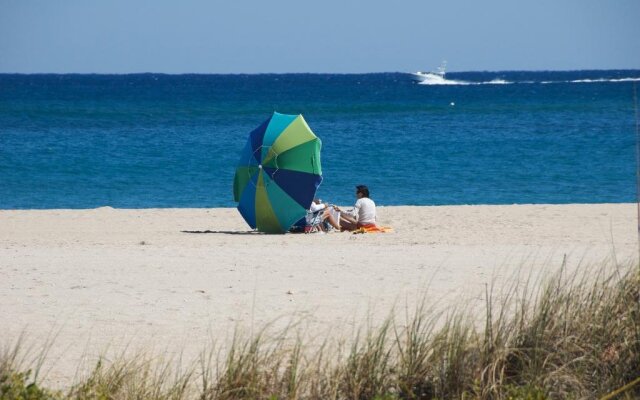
356;185;369;198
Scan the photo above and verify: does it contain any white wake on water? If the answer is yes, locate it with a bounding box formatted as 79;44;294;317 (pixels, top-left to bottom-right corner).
570;77;640;83
418;77;514;86
540;77;640;84
417;76;640;86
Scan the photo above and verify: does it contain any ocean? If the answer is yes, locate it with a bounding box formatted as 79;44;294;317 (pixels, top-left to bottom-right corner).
1;70;639;209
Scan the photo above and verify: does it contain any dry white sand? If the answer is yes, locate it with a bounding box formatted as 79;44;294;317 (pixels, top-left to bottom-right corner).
1;204;637;387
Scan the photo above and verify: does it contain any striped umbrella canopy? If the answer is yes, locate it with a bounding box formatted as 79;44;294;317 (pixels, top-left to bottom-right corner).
233;112;322;233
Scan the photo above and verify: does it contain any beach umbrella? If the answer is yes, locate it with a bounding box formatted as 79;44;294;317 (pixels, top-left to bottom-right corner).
233;112;322;233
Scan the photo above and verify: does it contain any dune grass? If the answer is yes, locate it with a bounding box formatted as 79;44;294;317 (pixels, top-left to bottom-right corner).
2;260;639;399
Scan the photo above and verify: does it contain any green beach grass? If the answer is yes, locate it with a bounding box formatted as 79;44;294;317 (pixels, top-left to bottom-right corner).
2;260;639;400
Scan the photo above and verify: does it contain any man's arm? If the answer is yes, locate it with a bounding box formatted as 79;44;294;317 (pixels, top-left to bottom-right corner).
350;200;361;221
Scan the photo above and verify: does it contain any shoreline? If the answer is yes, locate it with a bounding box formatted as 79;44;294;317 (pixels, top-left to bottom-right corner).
1;200;636;210
1;203;636;387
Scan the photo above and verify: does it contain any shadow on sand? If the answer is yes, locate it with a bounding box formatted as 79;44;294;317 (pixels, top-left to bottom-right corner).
181;230;263;235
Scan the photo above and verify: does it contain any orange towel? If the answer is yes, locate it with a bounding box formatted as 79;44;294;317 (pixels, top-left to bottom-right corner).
353;223;393;234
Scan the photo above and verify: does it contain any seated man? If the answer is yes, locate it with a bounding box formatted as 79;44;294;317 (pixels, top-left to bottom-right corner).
325;185;376;231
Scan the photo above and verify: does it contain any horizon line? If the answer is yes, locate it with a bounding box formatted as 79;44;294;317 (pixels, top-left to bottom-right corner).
2;68;640;76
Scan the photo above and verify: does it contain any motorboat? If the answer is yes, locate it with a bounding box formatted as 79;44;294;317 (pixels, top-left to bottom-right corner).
411;61;447;83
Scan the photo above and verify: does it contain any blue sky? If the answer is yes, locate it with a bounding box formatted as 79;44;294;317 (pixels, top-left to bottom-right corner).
1;0;639;73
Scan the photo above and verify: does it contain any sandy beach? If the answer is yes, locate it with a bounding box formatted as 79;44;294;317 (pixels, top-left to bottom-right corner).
1;203;636;387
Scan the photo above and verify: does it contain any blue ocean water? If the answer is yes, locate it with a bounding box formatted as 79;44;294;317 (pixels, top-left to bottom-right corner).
1;71;639;209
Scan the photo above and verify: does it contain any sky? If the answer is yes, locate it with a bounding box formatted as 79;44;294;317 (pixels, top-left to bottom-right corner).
1;0;639;74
